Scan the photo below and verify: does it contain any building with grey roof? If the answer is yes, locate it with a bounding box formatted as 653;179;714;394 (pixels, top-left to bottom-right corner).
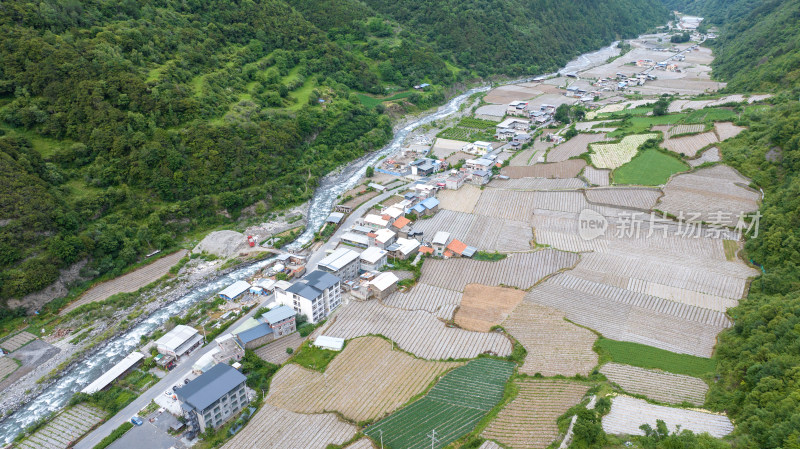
177;363;248;434
317;247;361;282
274;270;342;324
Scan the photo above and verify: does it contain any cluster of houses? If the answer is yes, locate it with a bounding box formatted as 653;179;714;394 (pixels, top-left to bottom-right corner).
503;101;555;127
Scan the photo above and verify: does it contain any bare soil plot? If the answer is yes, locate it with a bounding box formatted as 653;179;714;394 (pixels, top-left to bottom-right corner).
485;85;543;104
590;134;658;169
455;284;525;332
688;147;722;167
658;165;760;226
600;363;708;406
432;138;470;158
0;357;19;380
61;250;187;315
421;249;579;292
16;404;106;449
322;301;512;359
341;190;379;210
383;283;462;319
714;122;745;141
437;184;482;213
503;302;598;377
547;134;609;162
0;331;36;352
223;404;356;449
602;395;733;438
267;337;461;421
475;104;507;121
638;78;725;96
255;332;305;365
490;178;586;190
482;379;590;449
509;147;540;166
662;132;718;157
445;151;474;165
502;160;586;179
585;187;662;210
582;166;610;186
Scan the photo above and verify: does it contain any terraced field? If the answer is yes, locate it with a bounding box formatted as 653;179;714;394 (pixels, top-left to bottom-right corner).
437;184;482;213
590;134;657;169
600;363;708;406
364;358;515;449
0;357;19;380
267;337;461;421
501;160;587;179
662;132;718;157
346;439;376;449
322;301;512;359
0;331;36;352
455;284;525;332
602;395;733;438
503;302;598;377
255;332;305;365
688;147;722;167
585;187;662;210
383;283;462;319
16;404;105;449
410;210;533;252
582;166;611;186
479;441;503;449
482;379;590;449
223;404;356;449
421;250;579;292
652;124;705;138
714;122;745;141
489;178;586;190
658;165;760;226
474;189;606;220
547;133;608;162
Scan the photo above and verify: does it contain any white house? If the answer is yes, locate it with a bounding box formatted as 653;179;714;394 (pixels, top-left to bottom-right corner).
360;246;388;271
156;325;203;359
373;228;397;249
317;247;361;282
432;231;451;257
363;214;389;229
386;238;420;260
274;270;342;324
218;280;251;301
462;141;494;156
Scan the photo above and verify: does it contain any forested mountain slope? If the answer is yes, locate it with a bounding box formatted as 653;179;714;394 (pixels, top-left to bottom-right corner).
0;0;666;314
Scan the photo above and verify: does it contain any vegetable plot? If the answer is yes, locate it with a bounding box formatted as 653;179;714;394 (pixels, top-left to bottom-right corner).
590;134;657;169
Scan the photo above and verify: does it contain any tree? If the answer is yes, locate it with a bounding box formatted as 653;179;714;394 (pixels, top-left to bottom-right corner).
366;165;374;178
555;104;571;124
652;96;670;116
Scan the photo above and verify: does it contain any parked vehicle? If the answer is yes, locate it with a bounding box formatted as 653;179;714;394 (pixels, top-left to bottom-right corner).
130;416;144;426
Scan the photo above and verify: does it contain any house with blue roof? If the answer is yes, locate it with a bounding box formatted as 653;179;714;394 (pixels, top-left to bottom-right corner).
408;197;440;217
235;305;297;349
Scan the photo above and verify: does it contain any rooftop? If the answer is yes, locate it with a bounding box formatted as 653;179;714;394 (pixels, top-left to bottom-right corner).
218;280;251;299
419;197;440;209
393;238;421;255
364;214;389;227
446;239;468;255
287;270;341;300
176;364;246;412
374;228;396;243
81;352;145;394
237;323;273;344
392;216;411;229
360;246;388;264
370;272;399;292
156;325;199;352
260;305;295;324
318;248;361;271
432;231;451;246
314;335;345;351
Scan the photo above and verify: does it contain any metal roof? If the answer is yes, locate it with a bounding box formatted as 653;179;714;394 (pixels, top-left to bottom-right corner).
237;323;273;344
176;364;246;412
218;280;251;300
314;336;345;351
360;246;388;263
81;352;145;394
261;305;295;325
287;270;340;300
370;272;399;291
156;325;199;353
462;246;478;257
318;248;360;271
326;212;345;224
432;231;450;245
420;197;440;209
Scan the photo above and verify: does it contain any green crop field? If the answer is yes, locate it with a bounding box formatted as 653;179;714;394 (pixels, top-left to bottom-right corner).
613;148;688;185
596;338;716;378
364;358;515;449
436;117;498;142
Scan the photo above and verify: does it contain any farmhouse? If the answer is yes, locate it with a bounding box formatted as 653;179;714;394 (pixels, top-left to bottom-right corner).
408;197;440;217
386;238;421;260
410;158;441;177
218;280;251;301
390;216;412;238
81;352;145;394
463;141;494;156
445;171;467;190
470;169;492;185
318;247;361;282
369;272;400;299
465;157;494;172
432;231;451;257
275;270;342;324
511;133;531;146
339;231;369;248
177;363;249;435
236;305;297;349
212;334;244;365
156;325;203;360
363;214;390;230
507;100;530;116
373;228;397;249
444;239;475;258
360;246;388;271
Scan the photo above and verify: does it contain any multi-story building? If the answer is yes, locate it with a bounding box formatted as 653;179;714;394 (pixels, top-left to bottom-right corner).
274;270;342;324
177;364;248;435
317;247;361;282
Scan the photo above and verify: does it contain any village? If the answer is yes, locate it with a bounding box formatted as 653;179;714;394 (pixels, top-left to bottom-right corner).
1;13;772;449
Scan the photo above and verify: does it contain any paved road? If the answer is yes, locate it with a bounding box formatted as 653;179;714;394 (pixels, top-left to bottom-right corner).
74;304;264;449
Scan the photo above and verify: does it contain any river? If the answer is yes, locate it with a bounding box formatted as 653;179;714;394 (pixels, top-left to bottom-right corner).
0;40;621;444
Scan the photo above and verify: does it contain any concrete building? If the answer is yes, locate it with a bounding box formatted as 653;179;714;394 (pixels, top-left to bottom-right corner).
177;364;248;434
317;247;361;282
156;325;203;359
212;334;244;365
275;270;342;324
446;172;467;190
373;228;397;249
386;237;421;260
390;216;412;238
340;231;370;248
236;305;297;349
360;247;388;272
218;280;251;301
363;214;389;230
432;231;451;257
369;272;399;299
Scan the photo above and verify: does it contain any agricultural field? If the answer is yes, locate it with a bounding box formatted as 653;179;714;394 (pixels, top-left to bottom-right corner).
501;160;586;179
437;184;482;213
662;131;718;157
484;84;543;104
585;187;662;210
479;442;503;449
596;338;716;378
222;404;356;449
364;358;515;449
658;165;761;226
383;283;462;319
431;138;470;159
590;134;658;169
652;124;705;138
611;149;689;185
600;362;708;406
437;117;499;142
0;331;36;352
266;337;461;421
546;133;608;162
0;357;20;381
602;395;733;438
254;332;305;365
454;284;525;332
16;404;105;449
582;166;610;186
714;121;745;141
61;249;188;315
321;301;512;359
688;147;722;167
473;189;595;220
482;379;590;449
409;209;533;252
421;250;579;292
489;178;586;190
346;439;376;449
503;302;598;377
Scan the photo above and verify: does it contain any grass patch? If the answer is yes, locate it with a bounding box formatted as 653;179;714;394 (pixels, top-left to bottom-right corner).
595;337;715;378
287;76;316;111
683;107;739;123
612;148;688;185
356;91;413;108
607;114;688;138
289;340;340;372
472;251;507;261
723;239;738;261
92;421;133;449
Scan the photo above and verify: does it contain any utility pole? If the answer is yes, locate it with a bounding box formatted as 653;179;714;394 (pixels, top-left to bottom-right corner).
379;429;384;449
427;429;439;449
